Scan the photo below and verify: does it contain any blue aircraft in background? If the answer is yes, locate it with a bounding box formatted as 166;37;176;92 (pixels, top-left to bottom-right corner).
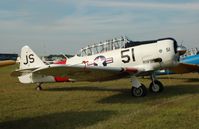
181;53;199;65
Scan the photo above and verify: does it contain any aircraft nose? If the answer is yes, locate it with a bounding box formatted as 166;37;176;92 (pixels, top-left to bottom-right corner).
177;45;187;55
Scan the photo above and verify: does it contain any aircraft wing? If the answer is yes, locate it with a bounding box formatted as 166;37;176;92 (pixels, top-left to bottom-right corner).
169;63;199;74
12;64;140;81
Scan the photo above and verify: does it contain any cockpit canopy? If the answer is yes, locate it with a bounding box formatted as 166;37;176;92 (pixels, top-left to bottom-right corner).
77;36;178;57
78;36;129;57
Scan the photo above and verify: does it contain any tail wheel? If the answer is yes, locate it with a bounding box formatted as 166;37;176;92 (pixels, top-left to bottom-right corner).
149;80;164;93
36;83;42;91
36;86;42;91
131;84;147;97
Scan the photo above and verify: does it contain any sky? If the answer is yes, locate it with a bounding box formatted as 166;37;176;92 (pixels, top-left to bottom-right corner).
0;0;199;55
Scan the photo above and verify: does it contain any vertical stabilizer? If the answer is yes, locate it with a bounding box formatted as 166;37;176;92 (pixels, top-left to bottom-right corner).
20;46;45;69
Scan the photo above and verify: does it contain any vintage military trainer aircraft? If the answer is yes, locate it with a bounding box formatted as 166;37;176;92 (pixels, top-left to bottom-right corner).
11;36;184;97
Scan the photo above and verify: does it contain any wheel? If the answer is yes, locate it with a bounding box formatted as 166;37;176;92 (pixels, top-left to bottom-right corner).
131;84;147;97
36;83;42;91
149;80;164;93
36;86;42;91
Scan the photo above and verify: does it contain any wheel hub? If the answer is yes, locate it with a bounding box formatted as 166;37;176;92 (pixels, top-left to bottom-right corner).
152;84;160;92
133;87;143;96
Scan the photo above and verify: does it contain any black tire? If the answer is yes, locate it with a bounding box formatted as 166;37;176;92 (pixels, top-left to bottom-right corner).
36;86;42;91
149;80;164;93
131;84;147;97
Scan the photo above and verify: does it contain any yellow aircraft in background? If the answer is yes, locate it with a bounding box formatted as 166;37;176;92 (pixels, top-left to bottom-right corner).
0;53;18;67
0;60;16;67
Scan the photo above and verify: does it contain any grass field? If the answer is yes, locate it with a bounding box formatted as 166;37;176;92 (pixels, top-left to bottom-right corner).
0;65;199;129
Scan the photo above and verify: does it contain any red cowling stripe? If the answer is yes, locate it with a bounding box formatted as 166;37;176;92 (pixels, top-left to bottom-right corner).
125;68;138;73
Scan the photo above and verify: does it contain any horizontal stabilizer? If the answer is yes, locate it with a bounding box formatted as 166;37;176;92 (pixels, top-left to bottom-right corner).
11;67;39;77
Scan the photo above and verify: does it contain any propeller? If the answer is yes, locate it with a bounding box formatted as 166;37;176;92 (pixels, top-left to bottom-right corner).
177;45;187;56
174;44;187;63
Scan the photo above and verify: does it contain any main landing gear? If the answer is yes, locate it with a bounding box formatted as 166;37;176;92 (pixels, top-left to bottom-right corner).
36;83;43;91
131;76;147;97
131;74;164;97
149;73;164;93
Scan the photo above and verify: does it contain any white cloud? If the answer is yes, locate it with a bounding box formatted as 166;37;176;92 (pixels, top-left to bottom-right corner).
47;0;199;12
0;10;30;19
51;14;133;32
89;1;199;11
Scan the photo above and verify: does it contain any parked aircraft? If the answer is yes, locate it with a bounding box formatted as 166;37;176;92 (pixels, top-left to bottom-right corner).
182;53;199;65
11;36;184;97
0;60;16;67
0;53;18;67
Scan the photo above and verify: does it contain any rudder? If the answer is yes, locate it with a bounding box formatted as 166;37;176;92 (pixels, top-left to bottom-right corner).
19;46;45;69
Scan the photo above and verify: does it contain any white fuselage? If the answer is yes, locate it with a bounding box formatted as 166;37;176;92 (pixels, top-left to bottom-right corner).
67;39;177;73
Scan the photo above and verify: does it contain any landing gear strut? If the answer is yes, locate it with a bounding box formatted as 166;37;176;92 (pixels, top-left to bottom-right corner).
36;83;42;91
149;73;164;93
131;76;147;97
